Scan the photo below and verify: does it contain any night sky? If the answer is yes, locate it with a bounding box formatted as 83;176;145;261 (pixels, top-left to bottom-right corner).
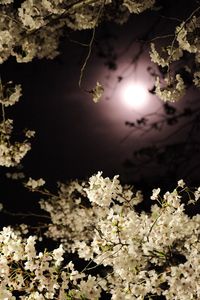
1;0;200;217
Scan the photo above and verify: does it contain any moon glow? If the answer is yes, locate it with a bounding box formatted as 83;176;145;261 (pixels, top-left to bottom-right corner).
120;82;149;110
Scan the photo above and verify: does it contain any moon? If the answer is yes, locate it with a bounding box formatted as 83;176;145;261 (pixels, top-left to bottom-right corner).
120;82;149;110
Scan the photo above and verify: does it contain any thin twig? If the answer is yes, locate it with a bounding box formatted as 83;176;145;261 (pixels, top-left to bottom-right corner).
3;209;51;219
78;0;106;88
0;76;6;136
78;27;96;88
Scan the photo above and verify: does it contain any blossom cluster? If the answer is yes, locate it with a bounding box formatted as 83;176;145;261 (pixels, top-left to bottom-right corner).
90;82;104;103
150;13;200;102
26;177;46;190
123;0;155;14
85;171;123;206
0;118;32;167
0;82;35;167
0;82;22;107
0;0;155;64
38;173;200;300
155;74;186;102
176;16;200;54
0;226;101;299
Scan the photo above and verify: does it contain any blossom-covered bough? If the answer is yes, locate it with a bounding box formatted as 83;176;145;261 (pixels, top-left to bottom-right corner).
0;0;156;63
0;0;200;101
0;226;101;299
150;8;200;102
0;0;200;299
0;79;35;167
1;173;200;299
